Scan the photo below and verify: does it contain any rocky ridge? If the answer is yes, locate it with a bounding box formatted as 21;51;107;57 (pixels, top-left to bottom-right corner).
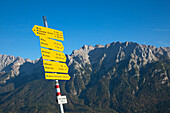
0;55;40;84
0;41;169;112
66;41;169;95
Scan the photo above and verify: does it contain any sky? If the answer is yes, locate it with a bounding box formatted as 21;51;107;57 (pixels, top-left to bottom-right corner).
0;0;170;60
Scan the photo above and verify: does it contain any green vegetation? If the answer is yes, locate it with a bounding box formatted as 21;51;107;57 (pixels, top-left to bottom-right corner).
0;58;169;113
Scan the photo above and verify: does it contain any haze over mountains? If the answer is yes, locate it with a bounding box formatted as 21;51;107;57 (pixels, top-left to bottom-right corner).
0;41;169;113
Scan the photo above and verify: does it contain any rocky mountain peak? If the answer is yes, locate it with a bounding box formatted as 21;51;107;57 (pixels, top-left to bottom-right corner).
0;41;169;113
0;55;24;71
67;41;170;73
0;54;43;84
24;58;32;62
95;44;104;48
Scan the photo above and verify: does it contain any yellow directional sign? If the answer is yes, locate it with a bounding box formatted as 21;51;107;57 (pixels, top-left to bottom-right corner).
40;36;64;52
45;73;71;80
43;60;69;73
32;25;64;41
41;48;66;62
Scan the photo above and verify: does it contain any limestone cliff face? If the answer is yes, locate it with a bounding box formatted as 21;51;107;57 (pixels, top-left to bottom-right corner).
68;42;169;70
0;41;169;112
1;41;169;85
65;42;169;96
63;42;169;113
0;55;41;84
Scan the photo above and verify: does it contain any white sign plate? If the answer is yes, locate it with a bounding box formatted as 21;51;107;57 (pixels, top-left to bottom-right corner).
57;95;67;104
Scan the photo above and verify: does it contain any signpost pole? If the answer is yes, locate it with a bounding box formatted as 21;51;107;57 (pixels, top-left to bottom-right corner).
55;80;64;113
42;16;64;113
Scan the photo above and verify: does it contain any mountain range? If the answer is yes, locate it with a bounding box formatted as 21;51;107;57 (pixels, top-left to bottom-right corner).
0;41;169;113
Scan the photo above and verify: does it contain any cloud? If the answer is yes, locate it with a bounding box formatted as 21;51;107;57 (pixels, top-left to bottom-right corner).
153;29;170;31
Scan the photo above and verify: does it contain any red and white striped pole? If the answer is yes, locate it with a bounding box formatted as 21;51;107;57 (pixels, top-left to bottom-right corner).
55;80;61;96
55;80;64;113
42;16;64;113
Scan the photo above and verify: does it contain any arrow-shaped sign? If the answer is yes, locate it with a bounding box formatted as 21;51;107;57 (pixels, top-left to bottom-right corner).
43;60;69;73
32;25;64;41
45;73;71;80
40;36;64;52
41;48;66;62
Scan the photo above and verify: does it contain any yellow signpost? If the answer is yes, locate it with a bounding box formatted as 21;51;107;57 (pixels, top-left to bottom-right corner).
41;48;66;62
32;22;70;80
33;17;69;113
40;36;64;52
45;73;70;80
32;25;64;41
43;60;69;73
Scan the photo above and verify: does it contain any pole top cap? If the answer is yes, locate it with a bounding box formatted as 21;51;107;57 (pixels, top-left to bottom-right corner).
42;16;46;19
